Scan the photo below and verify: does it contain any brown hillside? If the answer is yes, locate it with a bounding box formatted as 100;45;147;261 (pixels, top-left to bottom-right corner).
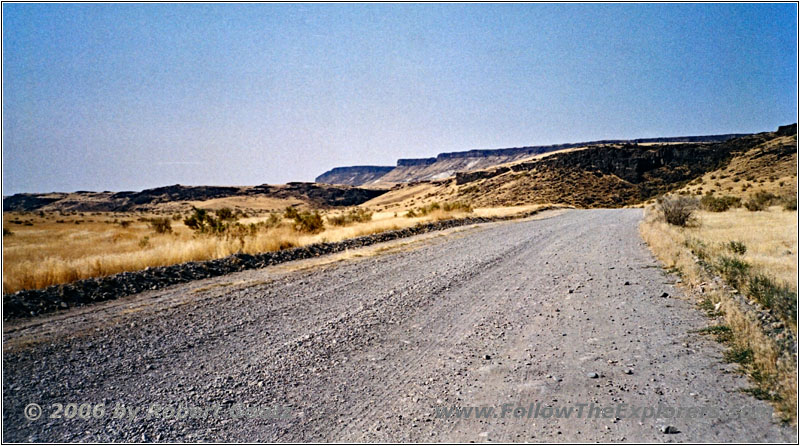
363;125;797;210
677;134;797;199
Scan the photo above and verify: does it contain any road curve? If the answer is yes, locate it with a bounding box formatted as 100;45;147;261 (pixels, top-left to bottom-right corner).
3;209;795;442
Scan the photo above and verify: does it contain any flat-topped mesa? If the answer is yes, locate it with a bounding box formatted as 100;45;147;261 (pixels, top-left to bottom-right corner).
314;129;779;187
314;165;396;186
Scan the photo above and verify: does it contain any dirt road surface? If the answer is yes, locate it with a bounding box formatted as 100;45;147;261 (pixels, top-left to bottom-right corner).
3;209;795;442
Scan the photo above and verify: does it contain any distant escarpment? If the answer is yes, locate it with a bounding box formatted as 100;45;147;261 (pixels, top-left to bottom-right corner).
316;132;749;186
455;125;796;208
3;183;388;213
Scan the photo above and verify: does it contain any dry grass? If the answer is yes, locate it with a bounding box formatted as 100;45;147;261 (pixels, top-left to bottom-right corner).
694;207;797;290
678;135;797;199
3;204;545;294
640;206;797;422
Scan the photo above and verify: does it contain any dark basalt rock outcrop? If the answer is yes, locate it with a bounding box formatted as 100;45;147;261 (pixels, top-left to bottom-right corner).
254;183;387;207
316;132;753;186
3;207;557;320
3;183;388;212
397;158;437;167
2;194;65;212
456;126;795;203
110;185;242;205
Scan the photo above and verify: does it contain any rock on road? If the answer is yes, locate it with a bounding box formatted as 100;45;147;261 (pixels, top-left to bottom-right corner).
3;209;795;442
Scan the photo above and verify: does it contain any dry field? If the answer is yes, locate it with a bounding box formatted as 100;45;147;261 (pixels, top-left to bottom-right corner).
2;203;547;294
640;205;797;422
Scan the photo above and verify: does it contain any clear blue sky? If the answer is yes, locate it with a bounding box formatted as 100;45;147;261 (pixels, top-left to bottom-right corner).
3;3;797;194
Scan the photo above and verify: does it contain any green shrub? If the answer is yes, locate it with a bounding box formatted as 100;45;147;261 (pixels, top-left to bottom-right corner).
405;201;472;218
441;201;473;212
744;192;776;211
283;206;300;220
726;240;747;255
696;325;733;343
748;274;797;325
657;195;698;226
293;211;324;233
780;195;797;211
147;217;173;234
264;213;282;228
184;207;229;234
717;255;750;288
724;346;754;365
215;207;235;221
282;206;324;233
328;208;373;226
701;194;741;212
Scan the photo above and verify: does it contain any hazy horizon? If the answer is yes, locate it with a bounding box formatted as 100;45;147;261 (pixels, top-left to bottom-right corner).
3;3;797;194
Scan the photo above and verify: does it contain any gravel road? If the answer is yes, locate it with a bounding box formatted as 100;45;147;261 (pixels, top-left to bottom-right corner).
3;209;795;442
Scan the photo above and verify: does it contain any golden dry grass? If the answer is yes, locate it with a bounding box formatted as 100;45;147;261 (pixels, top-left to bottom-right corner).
678;135;797;199
640;206;797;422
3;204;545;294
693;207;797;290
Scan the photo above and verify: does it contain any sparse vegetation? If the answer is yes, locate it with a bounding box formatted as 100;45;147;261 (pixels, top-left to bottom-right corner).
147;217;173;234
781;194;797;211
657;195;698;226
717;255;750;288
743;191;780;212
726;240;747;255
285;207;324;233
405;201;473;219
640;205;797;422
327;208;373;226
701;194;741;212
748;274;797;326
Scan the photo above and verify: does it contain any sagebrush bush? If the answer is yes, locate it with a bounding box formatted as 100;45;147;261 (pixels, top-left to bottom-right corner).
717;255;750;288
701;194;741;212
405;201;473;218
184;207;228;234
284;207;324;233
780;195;797;211
657;195;698;226
294;211;324;233
744;192;776;212
147;217;173;234
727;240;747;255
748;274;797;326
215;207;235;221
327;208;373;226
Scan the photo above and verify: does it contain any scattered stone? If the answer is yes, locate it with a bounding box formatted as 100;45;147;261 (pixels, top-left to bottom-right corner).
624;369;633;375
660;292;669;298
624;281;630;286
587;372;599;379
660;425;680;434
483;354;491;360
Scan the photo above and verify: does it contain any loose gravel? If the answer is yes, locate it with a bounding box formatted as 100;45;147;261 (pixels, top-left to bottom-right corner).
3;209;795;442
